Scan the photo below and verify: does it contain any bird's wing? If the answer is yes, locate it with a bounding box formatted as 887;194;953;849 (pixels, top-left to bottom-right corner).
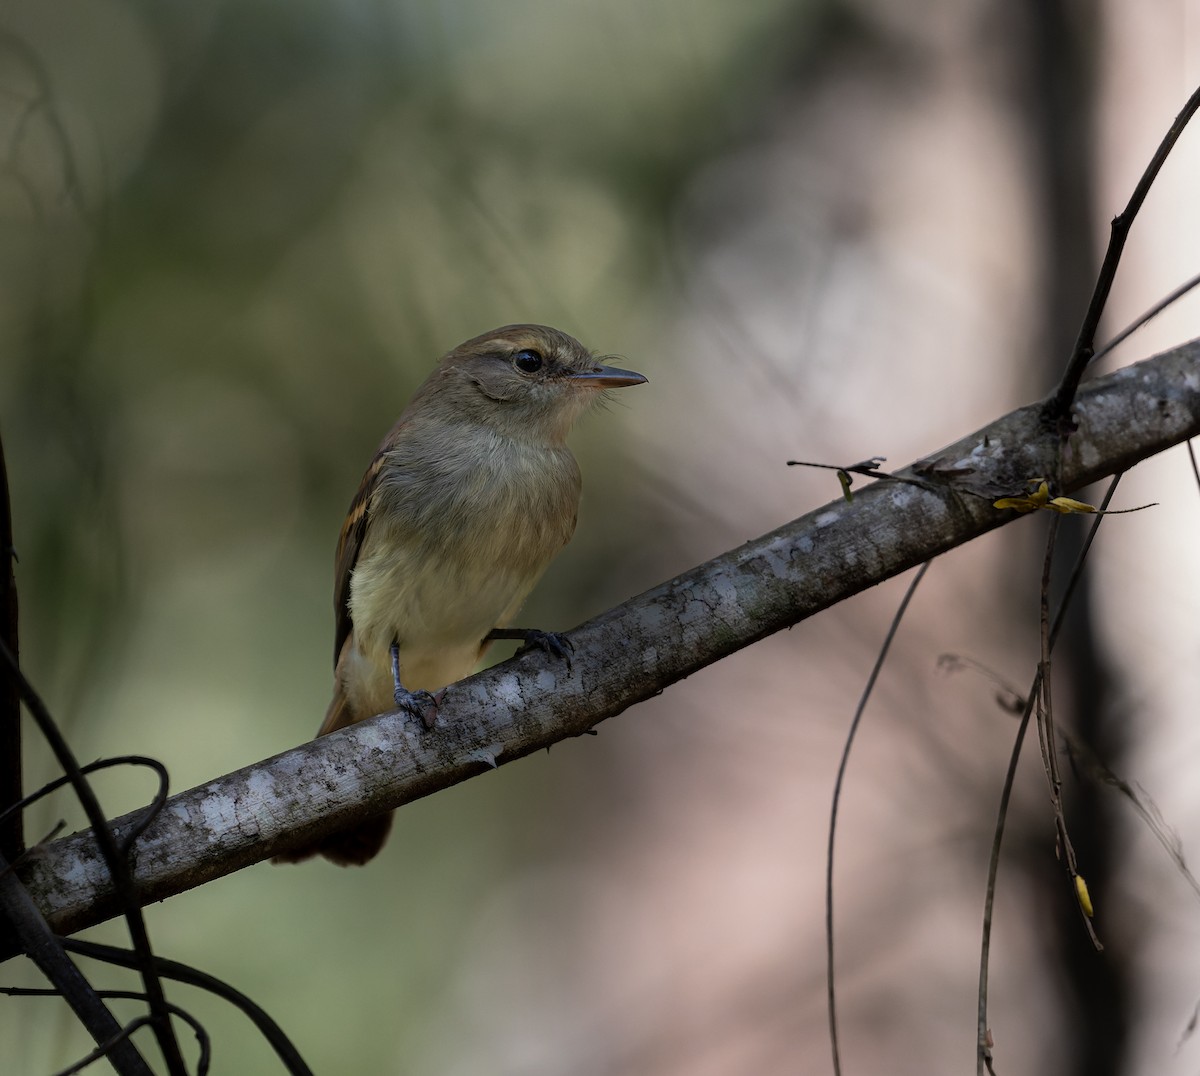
331;443;390;667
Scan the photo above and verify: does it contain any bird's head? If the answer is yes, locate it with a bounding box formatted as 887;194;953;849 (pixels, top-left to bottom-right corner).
414;324;646;442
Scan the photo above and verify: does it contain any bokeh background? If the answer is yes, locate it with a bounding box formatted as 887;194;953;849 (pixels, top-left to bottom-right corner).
2;1;1200;1073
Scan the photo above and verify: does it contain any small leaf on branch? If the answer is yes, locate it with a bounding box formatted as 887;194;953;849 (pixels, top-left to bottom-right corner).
1075;874;1094;918
993;479;1156;515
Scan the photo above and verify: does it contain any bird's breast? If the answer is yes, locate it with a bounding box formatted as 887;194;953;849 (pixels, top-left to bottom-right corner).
347;432;581;688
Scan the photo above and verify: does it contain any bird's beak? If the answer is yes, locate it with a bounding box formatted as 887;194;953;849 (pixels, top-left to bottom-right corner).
569;364;648;388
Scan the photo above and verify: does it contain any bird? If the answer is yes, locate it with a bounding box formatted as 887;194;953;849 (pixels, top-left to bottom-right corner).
274;324;646;865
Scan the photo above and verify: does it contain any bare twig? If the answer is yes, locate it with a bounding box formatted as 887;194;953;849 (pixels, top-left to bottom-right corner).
1047;82;1200;419
1089;269;1200;369
1;988;211;1076
786;457;936;502
48;1010;201;1076
1034;516;1102;949
943;651;1200;905
976;476;1121;1074
0;757;168;851
0;849;153;1075
0;431;22;863
63;940;314;1076
826;560;931;1076
0;645;187;1074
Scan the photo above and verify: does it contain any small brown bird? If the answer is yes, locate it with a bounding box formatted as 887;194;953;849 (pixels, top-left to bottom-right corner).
275;325;646;866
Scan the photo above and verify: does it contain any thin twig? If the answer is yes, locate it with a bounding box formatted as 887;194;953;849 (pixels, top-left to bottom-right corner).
1;989;211;1076
940;654;1200;904
51;997;209;1076
787;457;937;501
0;849;153;1075
47;1006;205;1076
52;1017;156;1076
1088;268;1200;369
0;430;22;862
1033;518;1102;949
63;939;315;1076
826;560;931;1076
976;476;1121;1074
0;643;187;1074
0;756;169;852
0;32;91;220
1048;82;1200;419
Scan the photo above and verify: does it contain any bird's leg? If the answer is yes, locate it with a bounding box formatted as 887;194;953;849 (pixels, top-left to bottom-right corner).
486;627;574;669
390;640;438;728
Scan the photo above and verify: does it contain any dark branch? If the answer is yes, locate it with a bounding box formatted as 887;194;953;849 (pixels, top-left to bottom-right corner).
63;939;314;1076
0;643;187;1073
1047;82;1200;418
0;850;153;1075
0;429;22;862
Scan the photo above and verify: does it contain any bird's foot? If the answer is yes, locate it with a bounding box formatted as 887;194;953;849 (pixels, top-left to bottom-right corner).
394;685;439;729
486;627;573;668
517;629;573;668
390;639;439;727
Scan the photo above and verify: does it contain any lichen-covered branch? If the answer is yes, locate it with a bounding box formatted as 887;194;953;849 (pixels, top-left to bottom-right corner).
13;337;1200;947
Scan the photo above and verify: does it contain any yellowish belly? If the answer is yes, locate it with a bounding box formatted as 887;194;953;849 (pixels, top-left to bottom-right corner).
340;459;579;717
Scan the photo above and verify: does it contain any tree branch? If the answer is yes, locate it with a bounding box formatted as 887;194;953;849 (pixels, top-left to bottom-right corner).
0;430;23;862
10;336;1200;950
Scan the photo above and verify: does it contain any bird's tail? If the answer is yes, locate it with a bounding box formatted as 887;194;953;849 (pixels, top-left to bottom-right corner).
316;680;356;737
272;680;395;867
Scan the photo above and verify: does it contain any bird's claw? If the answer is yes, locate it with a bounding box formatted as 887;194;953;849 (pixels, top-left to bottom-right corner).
518;630;574;668
394;686;439;728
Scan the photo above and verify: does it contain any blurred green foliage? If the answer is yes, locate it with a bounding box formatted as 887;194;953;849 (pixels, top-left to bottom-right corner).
0;1;812;1072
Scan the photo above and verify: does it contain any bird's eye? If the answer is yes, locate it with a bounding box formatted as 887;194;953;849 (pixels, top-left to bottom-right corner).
513;349;544;374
